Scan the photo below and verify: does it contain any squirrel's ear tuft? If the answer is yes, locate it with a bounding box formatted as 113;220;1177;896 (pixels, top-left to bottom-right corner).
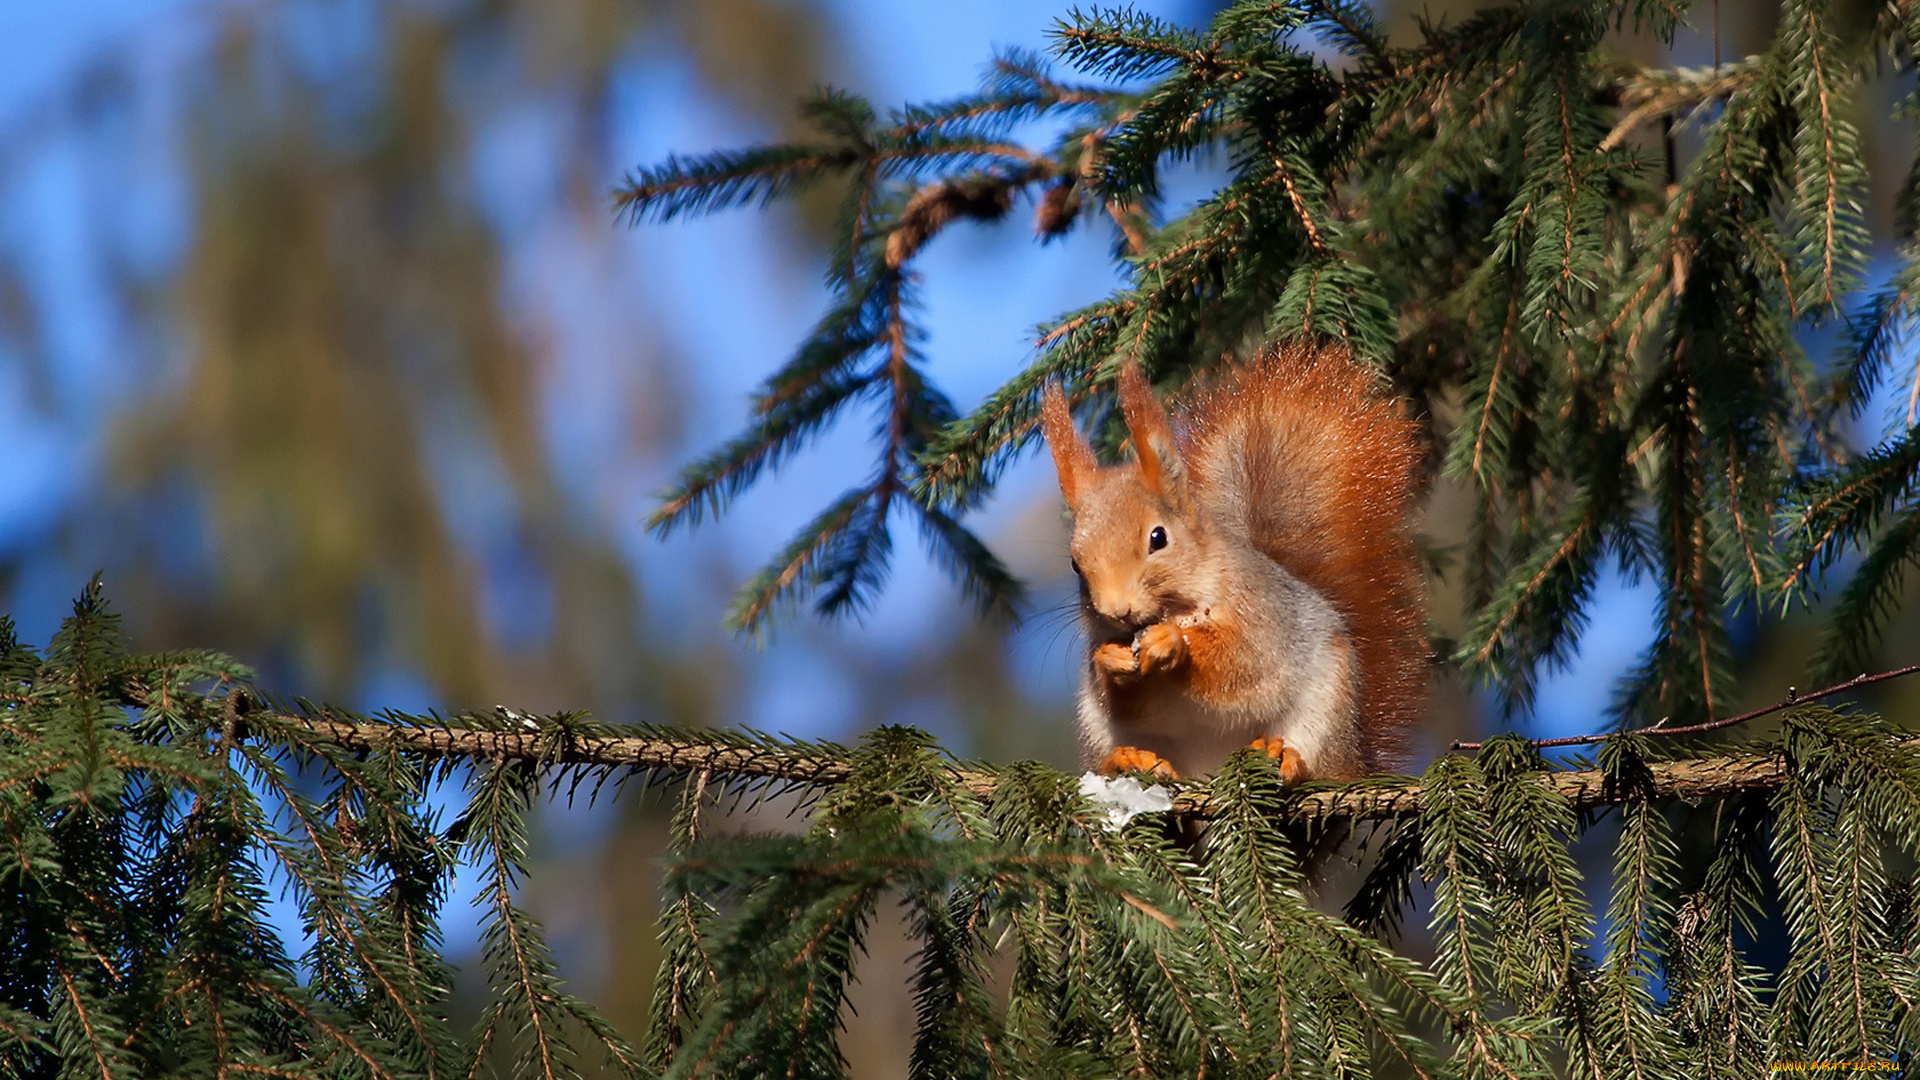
1118;364;1183;501
1040;381;1095;507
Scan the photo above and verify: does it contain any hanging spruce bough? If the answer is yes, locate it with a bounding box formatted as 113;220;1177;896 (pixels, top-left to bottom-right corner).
0;583;656;1078
8;584;1920;1077
624;0;1909;731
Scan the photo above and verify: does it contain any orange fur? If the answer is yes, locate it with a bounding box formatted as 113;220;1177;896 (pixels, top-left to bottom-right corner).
1133;622;1187;676
1040;382;1095;506
1117;364;1180;502
1174;620;1252;702
1099;746;1175;778
1179;340;1428;772
1249;736;1307;784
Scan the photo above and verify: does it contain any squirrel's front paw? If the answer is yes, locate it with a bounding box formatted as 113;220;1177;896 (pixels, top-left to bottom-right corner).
1092;642;1140;680
1133;622;1188;675
1098;746;1177;779
1249;736;1308;785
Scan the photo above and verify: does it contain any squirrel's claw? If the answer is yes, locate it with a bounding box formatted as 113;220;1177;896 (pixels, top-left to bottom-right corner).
1098;746;1177;779
1250;736;1308;785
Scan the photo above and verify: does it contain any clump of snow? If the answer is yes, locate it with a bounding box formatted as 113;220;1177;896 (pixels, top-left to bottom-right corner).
1078;773;1174;830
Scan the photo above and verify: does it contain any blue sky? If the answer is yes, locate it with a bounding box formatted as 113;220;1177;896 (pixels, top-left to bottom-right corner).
0;0;1160;693
0;0;1217;968
1;0;1778;771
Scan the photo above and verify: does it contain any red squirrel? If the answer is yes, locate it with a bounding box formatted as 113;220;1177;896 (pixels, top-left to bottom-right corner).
1040;339;1427;783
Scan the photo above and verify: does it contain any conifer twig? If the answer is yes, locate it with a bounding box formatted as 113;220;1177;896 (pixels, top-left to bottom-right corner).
1449;663;1920;753
1598;62;1762;151
280;710;858;786
273;710;1796;823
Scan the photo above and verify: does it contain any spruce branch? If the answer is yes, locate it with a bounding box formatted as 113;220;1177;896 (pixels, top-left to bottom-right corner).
1783;422;1920;660
1834;255;1920;421
1451;662;1920;751
263;706;1799;823
1808;509;1920;677
26;584;1920;1076
1780;0;1870;314
1300;0;1390;66
1590;738;1682;1077
619;0;1890;680
1598;59;1765;152
1049;8;1211;81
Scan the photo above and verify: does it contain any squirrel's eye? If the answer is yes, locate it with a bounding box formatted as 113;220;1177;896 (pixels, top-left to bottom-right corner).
1148;526;1168;552
1069;557;1084;577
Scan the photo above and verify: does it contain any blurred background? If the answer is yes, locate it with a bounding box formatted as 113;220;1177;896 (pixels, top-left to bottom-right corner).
2;0;1917;1073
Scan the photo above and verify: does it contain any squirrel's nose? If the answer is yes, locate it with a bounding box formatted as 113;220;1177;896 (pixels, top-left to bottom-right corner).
1089;592;1149;631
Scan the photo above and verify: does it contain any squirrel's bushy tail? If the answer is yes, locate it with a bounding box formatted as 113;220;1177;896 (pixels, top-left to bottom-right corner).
1182;340;1428;771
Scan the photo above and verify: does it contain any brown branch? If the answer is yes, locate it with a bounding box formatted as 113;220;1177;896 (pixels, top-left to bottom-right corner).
884;173;1032;269
281;712;857;786
1597;61;1762;152
1270;149;1329;256
1079;128;1147;256
274;711;1796;824
1451;664;1920;753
